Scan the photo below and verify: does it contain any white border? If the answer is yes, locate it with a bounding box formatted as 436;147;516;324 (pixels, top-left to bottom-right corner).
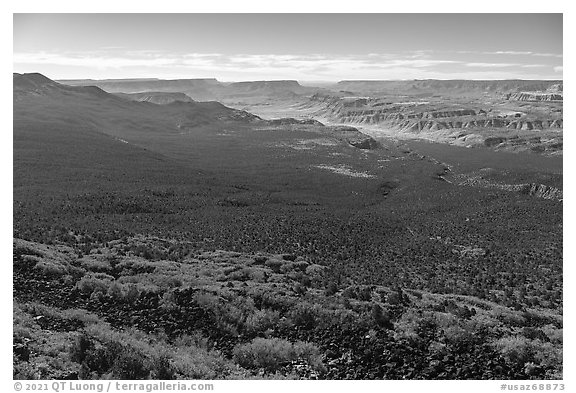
3;3;571;393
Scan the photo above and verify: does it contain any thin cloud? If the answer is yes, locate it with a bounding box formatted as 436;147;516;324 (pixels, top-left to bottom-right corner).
458;50;562;58
532;53;563;58
13;50;562;81
465;62;520;68
14;52;180;68
492;51;534;55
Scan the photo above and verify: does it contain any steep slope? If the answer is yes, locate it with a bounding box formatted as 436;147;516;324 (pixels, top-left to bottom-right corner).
506;92;563;102
15;73;262;139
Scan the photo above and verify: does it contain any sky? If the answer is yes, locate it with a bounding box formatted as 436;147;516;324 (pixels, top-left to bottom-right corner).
13;14;563;81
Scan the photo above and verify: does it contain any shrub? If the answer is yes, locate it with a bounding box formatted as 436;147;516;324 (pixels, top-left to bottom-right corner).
244;309;281;335
540;325;562;344
34;260;68;277
387;291;404;305
75;274;114;296
325;282;338;296
522;327;549;342
227;268;252;282
533;341;562;376
159;290;178;310
110;343;151;379
292;261;309;272
357;286;373;301
264;259;284;273
288;303;318;330
341;286;357;299
107;282;123;299
253;256;268;265
123;284;140;304
493;336;535;366
232;338;323;372
371;304;393;329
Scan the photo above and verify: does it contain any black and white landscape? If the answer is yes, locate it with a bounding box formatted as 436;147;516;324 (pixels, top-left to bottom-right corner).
13;14;562;380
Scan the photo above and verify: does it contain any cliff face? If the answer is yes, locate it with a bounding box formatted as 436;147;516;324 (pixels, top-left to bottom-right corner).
519;183;563;200
306;94;563;133
506;92;563;102
457;174;563;201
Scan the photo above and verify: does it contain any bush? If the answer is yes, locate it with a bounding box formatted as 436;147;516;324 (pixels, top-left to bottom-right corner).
265;259;283;273
34;260;68;277
371;304;393;329
493;336;535;367
244;309;280;335
292;261;309;272
288;303;318;330
227;267;252;282
253;256;268;265
325;282;338;296
357;286;373;301
341;286;357;299
75;274;114;296
232;338;323;372
69;325;242;380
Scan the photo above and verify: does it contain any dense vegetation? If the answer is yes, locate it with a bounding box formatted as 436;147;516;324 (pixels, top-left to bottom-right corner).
13;237;562;380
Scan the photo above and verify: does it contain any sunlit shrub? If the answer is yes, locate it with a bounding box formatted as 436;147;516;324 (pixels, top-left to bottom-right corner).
232;338;323;372
244;308;281;335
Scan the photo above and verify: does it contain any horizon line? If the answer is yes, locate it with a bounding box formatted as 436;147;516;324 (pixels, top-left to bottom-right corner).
13;72;564;83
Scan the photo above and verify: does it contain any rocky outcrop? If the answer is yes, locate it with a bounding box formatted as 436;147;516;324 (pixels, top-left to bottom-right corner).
519;183;563;200
506;92;563;101
268;118;324;126
457;174;562;201
324;126;380;150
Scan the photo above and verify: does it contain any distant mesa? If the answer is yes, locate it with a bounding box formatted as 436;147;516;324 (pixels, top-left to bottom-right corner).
57;77;315;101
334;79;563;96
116;91;195;105
229;80;303;92
60;77;220;92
